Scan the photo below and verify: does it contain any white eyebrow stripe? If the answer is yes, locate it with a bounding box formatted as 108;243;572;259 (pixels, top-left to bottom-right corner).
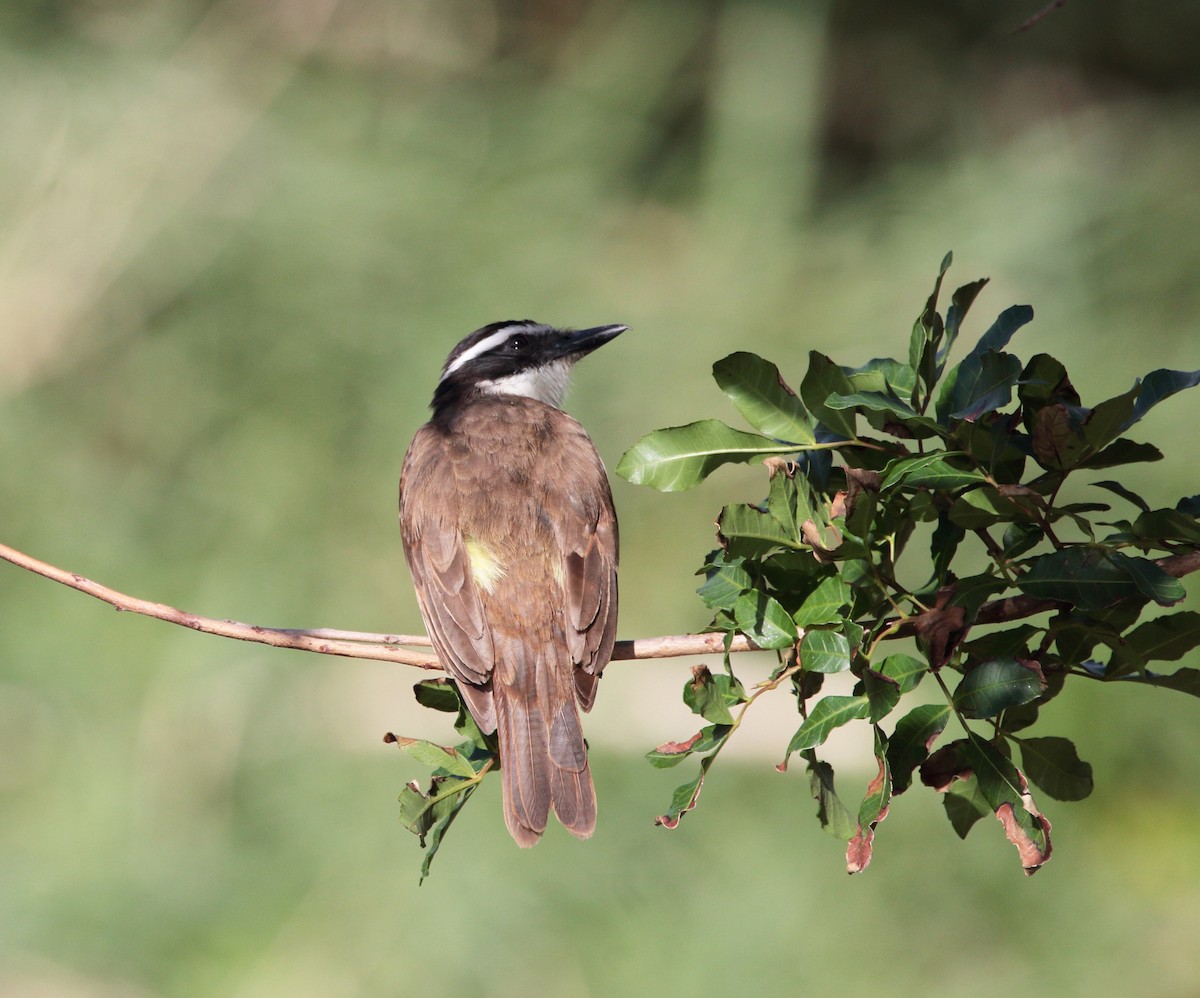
440;325;527;381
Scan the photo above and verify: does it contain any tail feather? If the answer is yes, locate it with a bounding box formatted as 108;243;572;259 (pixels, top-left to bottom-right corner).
495;690;550;847
550;761;596;839
493;646;596;847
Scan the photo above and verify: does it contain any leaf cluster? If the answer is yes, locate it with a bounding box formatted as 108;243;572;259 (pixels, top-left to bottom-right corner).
386;678;495;882
618;252;1200;875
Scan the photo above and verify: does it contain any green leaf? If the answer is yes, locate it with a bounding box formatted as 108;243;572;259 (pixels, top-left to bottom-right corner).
417;782;475;883
616;419;802;491
717;503;798;555
943;775;991;838
1016;548;1144;612
683;669;747;725
800;628;852;673
878;653;927;694
654;756;717;829
413;678;462;713
948;486;1025;529
645;724;731;769
943;277;990;349
1091;479;1151;513
939;350;1024;422
930;513;966;579
1082;382;1140;453
801;352;858;439
768;470;812;541
970;304;1035;357
844;357;917;398
696;556;752;610
1107;611;1200;677
1018;353;1077;416
953;658;1046;719
806;754;856;841
1120;668;1200;698
1002;521;1042;558
910;252;954;401
785;695;871;755
826;390;943;435
953;572;1010;616
793;575;852;627
960;624;1039;661
712;352;816;444
954;418;1028;483
1110;552;1186;606
397;774;480;884
734;590;799;649
1132;508;1200;545
389;736;479;779
1122;368;1200;431
1018;736;1094;802
880;452;986;492
999;701;1040;734
1076;438;1162;469
863;670;902;723
964;734;1052;874
887;703;951;794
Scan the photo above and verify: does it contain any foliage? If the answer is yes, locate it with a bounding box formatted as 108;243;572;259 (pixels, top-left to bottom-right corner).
617;252;1200;875
386;679;496;882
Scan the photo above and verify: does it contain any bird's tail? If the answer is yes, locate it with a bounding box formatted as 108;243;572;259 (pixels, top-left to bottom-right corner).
492;642;596;847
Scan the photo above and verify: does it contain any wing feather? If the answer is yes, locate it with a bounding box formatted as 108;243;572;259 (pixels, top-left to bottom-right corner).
554;439;619;705
400;426;498;730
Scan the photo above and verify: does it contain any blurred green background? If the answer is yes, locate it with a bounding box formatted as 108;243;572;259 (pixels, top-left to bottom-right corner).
2;1;1199;995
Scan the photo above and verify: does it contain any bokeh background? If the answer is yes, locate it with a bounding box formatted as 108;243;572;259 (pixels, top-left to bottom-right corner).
2;1;1199;995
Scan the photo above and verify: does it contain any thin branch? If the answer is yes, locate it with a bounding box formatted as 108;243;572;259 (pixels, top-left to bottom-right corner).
1015;0;1067;33
0;540;759;668
3;540;1197;670
0;541;443;668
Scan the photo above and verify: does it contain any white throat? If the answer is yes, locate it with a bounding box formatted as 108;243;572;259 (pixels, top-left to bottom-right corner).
479;359;572;407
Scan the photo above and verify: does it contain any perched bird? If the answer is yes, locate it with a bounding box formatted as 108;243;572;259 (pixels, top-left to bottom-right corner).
399;321;623;846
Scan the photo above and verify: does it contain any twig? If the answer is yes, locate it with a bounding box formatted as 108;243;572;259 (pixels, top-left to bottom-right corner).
0;540;759;668
4;540;1197;670
1015;0;1067;33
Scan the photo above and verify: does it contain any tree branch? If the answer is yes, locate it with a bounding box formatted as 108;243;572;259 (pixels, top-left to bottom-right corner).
3;540;1196;670
0;540;760;667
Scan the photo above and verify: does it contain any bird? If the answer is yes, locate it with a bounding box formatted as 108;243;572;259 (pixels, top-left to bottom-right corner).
399;320;623;846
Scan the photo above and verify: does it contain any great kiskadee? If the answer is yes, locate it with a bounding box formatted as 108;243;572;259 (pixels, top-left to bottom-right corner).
399;320;623;846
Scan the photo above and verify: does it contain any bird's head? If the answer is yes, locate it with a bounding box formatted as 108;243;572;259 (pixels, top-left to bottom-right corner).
431;320;626;414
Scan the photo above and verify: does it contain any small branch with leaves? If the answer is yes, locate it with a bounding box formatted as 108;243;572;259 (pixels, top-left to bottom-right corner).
614;251;1200;877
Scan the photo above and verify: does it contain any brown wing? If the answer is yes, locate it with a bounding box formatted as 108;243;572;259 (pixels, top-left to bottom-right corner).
555;425;619;712
399;423;497;732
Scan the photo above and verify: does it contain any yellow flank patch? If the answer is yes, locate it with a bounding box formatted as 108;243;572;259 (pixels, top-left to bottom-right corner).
464;537;507;592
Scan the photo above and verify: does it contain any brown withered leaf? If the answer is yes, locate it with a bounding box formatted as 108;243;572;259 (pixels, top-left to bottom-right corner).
845;467;882;501
846;755;891;874
913;590;969;671
846;827;875;873
920;740;972;792
763;456;795;479
996;792;1054;875
829;490;848;520
653;732;703;755
1032;403;1085;469
1015;657;1048;690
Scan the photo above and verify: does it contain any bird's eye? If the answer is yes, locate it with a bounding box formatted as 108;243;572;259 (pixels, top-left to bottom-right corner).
508;335;527;352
